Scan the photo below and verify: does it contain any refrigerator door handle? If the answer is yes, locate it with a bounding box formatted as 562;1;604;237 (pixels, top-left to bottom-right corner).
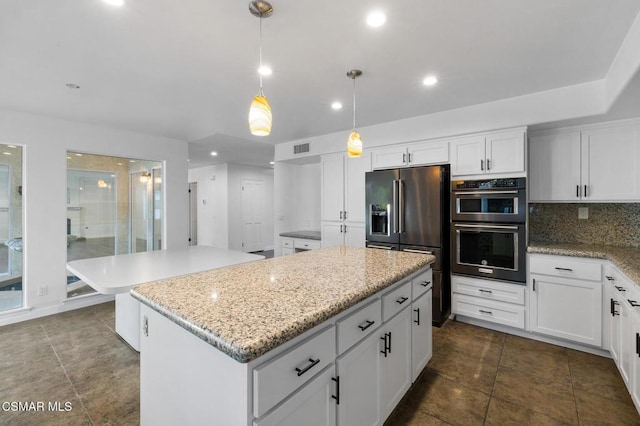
398;179;404;233
392;179;399;233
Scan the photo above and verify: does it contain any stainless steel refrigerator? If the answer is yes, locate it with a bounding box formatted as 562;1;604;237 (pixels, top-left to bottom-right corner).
365;165;450;326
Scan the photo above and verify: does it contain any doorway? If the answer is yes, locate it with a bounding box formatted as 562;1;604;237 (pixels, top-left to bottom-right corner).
241;178;263;252
130;169;162;253
188;182;198;246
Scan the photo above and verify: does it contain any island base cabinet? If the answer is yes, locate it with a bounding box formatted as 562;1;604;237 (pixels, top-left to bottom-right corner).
631;319;640;411
411;290;433;382
336;331;382;426
379;307;412;421
139;305;250;426
254;366;336;426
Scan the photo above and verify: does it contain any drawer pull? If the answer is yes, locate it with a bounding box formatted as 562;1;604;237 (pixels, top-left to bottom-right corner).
479;289;493;294
396;296;409;305
358;320;375;331
420;280;431;287
331;376;340;405
605;276;615;281
554;267;573;272
615;286;626;292
414;308;420;325
479;309;493;315
295;358;320;377
629;299;640;308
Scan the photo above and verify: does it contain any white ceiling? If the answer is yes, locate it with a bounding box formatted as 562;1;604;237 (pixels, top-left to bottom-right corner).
1;0;639;169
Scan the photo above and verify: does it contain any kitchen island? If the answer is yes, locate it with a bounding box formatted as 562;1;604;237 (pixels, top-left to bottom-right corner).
132;246;435;425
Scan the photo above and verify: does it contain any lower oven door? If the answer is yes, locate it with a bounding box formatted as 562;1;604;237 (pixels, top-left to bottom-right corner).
451;222;526;283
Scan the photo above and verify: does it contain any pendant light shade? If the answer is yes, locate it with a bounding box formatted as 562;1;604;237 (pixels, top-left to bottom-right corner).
346;70;363;158
347;130;362;158
249;94;272;136
248;1;273;136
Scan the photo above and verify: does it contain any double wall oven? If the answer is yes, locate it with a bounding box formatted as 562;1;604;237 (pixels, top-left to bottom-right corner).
451;178;526;283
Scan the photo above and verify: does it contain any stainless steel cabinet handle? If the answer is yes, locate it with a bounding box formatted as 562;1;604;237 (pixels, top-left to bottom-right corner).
480;159;484;171
402;248;433;255
455;223;518;230
392;180;398;233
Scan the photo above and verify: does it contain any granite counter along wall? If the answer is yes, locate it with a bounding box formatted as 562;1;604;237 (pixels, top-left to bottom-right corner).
529;203;640;247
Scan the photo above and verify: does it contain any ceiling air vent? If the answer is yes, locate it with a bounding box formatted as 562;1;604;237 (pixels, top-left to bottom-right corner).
293;143;310;155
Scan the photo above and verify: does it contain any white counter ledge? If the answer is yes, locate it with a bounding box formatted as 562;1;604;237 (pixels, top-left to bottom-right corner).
130;246;435;363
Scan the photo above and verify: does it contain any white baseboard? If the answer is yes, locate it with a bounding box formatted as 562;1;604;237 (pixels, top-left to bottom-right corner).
0;294;115;327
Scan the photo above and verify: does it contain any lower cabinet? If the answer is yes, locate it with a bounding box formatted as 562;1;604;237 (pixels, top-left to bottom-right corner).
255;366;336;426
631;318;640;409
379;307;412;420
321;221;365;248
411;290;433;382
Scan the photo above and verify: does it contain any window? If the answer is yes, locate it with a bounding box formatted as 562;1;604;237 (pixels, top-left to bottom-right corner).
66;153;162;298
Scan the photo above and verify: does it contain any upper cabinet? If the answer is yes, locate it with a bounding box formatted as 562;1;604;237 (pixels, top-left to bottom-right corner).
449;129;526;177
371;140;448;170
529;120;640;202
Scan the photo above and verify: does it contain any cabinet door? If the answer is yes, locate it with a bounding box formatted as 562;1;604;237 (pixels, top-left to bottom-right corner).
321;154;345;222
336;332;381;426
343;223;365;248
371;146;407;170
620;300;632;386
411;290;432;382
449;135;485;176
611;290;622;364
530;274;602;346
582;123;640;201
379;307;412;421
529;131;581;201
344;152;371;223
631;317;640;409
407;140;449;167
255;366;336;426
321;222;344;248
485;130;525;175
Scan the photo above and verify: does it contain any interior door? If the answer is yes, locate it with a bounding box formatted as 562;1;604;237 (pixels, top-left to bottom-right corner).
188;182;198;246
241;178;263;252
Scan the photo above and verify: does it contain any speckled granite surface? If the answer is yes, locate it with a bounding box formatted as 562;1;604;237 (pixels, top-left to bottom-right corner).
131;246;434;363
279;230;321;240
528;242;640;284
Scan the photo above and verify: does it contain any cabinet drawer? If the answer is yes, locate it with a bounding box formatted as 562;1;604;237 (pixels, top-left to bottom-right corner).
452;275;525;305
453;293;525;329
253;326;336;418
337;299;382;354
529;255;602;282
282;238;294;248
293;239;321;250
383;281;412;321
412;269;433;301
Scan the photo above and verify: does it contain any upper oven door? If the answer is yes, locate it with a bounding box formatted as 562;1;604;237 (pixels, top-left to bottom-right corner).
451;189;526;223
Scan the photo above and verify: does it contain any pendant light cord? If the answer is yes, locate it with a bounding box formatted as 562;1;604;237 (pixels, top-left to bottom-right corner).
352;77;356;130
259;16;264;95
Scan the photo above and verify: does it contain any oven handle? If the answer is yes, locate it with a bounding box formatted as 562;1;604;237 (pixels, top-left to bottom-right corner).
453;190;519;196
454;223;519;230
402;248;433;255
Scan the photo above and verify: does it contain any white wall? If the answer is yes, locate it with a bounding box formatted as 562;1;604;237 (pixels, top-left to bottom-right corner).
0;109;188;326
188;164;229;249
273;162;321;256
227;164;274;252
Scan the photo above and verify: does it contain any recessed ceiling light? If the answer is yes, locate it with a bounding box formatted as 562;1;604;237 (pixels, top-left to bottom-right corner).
366;11;386;27
3;152;11;156
210;151;218;156
258;65;272;76
65;83;80;89
103;0;124;6
423;75;438;86
331;102;343;110
75;153;83;157
269;161;275;165
187;159;190;162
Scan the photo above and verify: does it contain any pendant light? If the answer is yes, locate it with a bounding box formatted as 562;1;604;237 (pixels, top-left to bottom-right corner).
346;70;363;157
248;1;273;136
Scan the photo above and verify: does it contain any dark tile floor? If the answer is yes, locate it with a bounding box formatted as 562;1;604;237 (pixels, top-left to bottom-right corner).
386;320;640;425
1;303;639;425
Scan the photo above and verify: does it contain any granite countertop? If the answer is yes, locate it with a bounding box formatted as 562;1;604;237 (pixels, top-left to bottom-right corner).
279;230;321;240
131;246;434;363
528;242;640;284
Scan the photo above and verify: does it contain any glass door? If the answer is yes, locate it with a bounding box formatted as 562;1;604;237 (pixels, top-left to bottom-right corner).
130;169;163;253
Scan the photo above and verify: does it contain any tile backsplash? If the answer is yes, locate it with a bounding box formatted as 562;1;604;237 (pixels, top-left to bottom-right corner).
529;203;640;247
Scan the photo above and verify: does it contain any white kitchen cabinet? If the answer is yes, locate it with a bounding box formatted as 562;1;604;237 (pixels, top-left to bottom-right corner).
254;366;336;426
631;316;640;410
411;289;432;382
321;151;369;248
378;306;412;421
371;140;449;170
529;120;640;202
529;254;602;347
336;330;382;426
450;129;526;177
